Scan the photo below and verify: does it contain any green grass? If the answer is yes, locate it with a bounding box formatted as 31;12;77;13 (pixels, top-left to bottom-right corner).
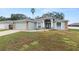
69;29;79;31
0;29;8;31
0;30;79;51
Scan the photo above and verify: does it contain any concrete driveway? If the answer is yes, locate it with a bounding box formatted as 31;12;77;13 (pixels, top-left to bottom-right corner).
0;30;20;36
0;29;49;36
22;29;49;32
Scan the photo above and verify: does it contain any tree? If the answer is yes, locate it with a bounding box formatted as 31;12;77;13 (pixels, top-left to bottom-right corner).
42;12;54;17
59;12;64;19
52;12;64;19
42;11;64;19
5;18;11;20
31;8;35;18
0;16;6;21
11;14;27;20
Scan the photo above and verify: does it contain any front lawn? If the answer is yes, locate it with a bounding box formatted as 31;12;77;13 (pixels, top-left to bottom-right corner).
0;30;79;51
0;29;8;31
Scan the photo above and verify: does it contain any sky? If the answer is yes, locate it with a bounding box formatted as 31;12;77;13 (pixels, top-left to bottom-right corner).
0;8;79;24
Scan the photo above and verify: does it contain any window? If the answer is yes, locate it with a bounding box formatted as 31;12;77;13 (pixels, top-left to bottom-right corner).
38;26;41;28
38;23;41;28
57;22;61;27
53;19;55;22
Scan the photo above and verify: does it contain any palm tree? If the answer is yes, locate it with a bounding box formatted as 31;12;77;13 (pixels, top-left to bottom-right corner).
31;8;35;18
31;8;35;15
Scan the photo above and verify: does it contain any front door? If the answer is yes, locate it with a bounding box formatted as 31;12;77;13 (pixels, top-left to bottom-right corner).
9;24;13;29
57;22;61;30
45;19;51;29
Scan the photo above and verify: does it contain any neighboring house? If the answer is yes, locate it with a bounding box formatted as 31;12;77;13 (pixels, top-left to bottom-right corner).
0;15;68;30
68;23;79;29
68;23;79;27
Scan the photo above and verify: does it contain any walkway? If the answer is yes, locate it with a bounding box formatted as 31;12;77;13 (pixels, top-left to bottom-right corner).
22;29;49;32
0;30;20;36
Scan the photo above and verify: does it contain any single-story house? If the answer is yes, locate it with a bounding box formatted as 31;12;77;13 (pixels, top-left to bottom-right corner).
0;16;68;30
68;23;79;27
68;23;79;29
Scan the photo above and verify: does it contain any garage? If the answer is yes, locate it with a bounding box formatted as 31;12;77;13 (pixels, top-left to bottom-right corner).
28;22;35;30
0;23;9;29
15;22;27;30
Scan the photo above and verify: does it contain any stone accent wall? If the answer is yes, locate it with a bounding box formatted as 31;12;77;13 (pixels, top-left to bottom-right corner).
65;21;68;30
26;21;28;30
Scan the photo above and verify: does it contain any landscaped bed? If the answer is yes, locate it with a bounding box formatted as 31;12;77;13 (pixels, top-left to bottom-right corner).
0;30;79;51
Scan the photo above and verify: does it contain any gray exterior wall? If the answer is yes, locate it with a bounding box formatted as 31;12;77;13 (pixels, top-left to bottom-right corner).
27;22;35;30
0;18;68;30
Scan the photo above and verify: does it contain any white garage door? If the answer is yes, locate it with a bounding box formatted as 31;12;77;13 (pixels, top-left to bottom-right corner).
15;22;27;30
28;22;35;30
0;23;9;29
